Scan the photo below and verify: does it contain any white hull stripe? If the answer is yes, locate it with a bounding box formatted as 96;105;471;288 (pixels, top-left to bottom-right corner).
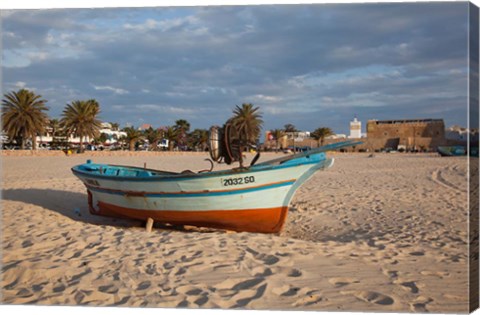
85;179;296;198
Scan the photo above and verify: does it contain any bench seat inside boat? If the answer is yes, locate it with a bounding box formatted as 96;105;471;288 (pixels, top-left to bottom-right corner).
79;164;158;177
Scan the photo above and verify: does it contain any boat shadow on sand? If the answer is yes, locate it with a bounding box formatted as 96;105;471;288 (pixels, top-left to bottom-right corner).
2;188;217;233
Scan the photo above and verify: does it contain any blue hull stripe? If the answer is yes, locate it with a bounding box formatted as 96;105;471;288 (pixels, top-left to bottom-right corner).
86;180;295;198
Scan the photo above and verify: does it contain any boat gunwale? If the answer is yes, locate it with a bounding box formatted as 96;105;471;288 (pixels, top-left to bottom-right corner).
71;157;328;182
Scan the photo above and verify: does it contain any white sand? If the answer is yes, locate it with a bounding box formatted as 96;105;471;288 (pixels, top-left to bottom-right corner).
0;152;472;312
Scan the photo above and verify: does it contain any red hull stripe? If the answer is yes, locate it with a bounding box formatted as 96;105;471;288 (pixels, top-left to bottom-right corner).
90;197;288;233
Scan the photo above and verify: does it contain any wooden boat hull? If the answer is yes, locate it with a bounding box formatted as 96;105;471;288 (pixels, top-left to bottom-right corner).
72;153;334;233
88;189;289;232
73;140;367;233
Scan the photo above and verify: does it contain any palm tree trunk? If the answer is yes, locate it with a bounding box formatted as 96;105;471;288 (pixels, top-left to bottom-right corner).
32;134;37;150
130;140;135;151
20;129;26;150
79;136;84;152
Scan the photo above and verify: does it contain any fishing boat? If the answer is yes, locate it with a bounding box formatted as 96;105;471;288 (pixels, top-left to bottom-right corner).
437;145;478;157
72;124;359;233
437;146;466;156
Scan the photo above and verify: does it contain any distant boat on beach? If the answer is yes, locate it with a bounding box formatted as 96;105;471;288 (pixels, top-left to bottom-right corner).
437;146;478;157
72;140;359;233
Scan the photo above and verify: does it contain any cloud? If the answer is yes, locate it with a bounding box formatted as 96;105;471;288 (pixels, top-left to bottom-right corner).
1;3;471;134
14;81;27;89
93;85;129;95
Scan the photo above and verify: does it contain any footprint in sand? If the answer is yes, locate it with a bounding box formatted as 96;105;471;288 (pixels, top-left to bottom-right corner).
137;281;151;290
112;295;130;306
194;295;209;306
287;268;302;277
251;266;273;277
342;290;395;306
145;263;157;275
32;281;49;292
176;285;202;295
231;278;265;291
292;289;323;307
21;240;33;248
53;284;66;293
16;287;33;298
382;269;398;279
272;285;300;297
245;248;280;265
400;281;419;294
98;284;119;294
176;285;210;306
234;283;267;308
215;277;266;302
409;296;433;312
328;277;360;288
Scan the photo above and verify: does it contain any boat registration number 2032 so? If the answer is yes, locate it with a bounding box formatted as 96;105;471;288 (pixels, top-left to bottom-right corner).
221;176;255;186
72;124;360;233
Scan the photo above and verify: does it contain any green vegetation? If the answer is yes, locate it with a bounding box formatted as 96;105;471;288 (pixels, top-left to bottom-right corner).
227;103;263;167
174;119;191;149
144;127;163;151
163;126;178;151
60;99;102;152
123;126;144;151
311;127;334;146
284;123;297;133
231;103;263;145
189;128;209;151
1;89;49;150
1;89;336;152
270;128;285;151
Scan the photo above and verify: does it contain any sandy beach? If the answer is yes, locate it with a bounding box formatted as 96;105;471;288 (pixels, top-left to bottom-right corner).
0;152;472;312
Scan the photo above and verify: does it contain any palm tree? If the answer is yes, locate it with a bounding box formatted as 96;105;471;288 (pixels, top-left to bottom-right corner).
163;126;178;151
94;132;109;147
270;129;285;152
231;103;263;146
282;123;299;152
2;89;49;150
123;126;144;151
48;118;61;149
311;127;334;147
284;123;297;133
60;99;101;152
229;103;263;167
144;127;163;151
110;122;120;131
174;119;191;150
118;134;128;150
189;128;209;151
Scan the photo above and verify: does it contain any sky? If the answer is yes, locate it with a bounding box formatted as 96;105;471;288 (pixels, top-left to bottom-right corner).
1;1;474;135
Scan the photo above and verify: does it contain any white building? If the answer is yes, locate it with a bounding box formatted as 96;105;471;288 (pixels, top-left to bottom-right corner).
445;125;479;142
349;117;362;139
99;122;127;147
286;131;310;142
34;122;126;149
326;134;347;140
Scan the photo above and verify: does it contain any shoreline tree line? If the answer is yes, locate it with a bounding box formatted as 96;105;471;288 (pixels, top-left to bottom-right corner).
1;88;333;152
